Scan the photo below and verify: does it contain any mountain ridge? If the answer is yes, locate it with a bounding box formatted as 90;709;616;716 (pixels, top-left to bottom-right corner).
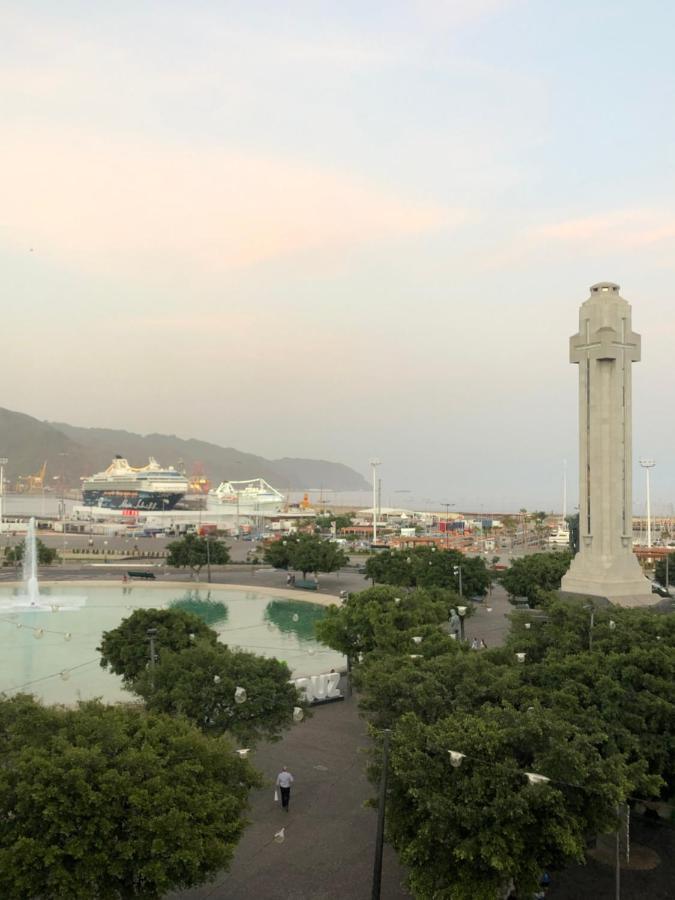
0;407;369;492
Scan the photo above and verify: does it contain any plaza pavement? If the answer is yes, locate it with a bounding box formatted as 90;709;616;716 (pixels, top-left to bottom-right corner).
172;693;411;900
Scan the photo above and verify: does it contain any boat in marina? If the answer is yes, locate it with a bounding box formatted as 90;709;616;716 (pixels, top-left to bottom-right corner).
81;457;189;510
207;478;284;515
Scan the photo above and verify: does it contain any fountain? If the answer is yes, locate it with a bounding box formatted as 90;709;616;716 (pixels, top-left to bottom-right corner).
1;518;86;611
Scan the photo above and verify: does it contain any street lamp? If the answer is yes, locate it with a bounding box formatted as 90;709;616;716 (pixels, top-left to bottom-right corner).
457;605;467;641
639;459;655;548
453;564;463;598
370;459;381;545
103;540;108;564
442;502;454;549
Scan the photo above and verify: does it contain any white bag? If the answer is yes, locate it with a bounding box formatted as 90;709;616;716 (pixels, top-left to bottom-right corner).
274;789;279;802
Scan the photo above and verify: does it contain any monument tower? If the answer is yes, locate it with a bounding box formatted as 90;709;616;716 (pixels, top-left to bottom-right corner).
561;282;653;605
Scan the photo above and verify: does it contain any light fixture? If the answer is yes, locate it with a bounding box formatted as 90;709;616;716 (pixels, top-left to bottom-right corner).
486;607;493;613
394;597;401;605
448;750;465;768
516;652;526;663
609;620;616;631
412;636;423;644
234;686;247;704
409;654;423;659
60;670;70;681
236;748;250;758
293;707;304;722
457;606;467;616
524;623;531;630
213;675;221;684
292;614;299;623
525;772;550;785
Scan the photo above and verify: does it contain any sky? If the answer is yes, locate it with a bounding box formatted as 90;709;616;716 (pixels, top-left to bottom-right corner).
2;1;675;512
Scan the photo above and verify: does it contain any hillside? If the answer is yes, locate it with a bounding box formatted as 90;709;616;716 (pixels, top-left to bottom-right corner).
0;408;369;492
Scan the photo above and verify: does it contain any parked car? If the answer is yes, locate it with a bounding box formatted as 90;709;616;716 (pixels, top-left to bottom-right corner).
651;582;672;598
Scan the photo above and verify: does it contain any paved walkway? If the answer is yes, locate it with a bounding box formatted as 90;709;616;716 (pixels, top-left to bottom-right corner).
172;695;410;900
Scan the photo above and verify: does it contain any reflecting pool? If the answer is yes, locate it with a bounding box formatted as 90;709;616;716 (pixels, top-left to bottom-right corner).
0;585;343;705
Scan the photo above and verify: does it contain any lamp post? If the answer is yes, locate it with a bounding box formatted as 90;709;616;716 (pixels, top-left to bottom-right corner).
370;459;381;545
103;540;108;564
442;502;454;549
453;564;463;598
639;459;655;548
371;728;391;900
0;457;7;534
457;605;467;642
205;534;212;583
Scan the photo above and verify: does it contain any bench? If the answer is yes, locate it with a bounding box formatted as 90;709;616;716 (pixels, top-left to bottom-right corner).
127;571;156;580
294;579;318;591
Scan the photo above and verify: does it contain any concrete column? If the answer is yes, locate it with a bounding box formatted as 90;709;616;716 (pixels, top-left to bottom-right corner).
561;283;653;605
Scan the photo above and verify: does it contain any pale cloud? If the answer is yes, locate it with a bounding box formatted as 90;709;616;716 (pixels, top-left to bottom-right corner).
0;128;456;275
485;209;675;269
533;210;675;250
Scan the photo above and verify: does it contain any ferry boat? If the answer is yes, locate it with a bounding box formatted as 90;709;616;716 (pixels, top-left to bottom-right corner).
207;478;284;515
81;457;189;510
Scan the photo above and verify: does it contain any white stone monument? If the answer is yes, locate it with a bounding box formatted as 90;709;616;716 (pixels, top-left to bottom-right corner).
561;282;653;605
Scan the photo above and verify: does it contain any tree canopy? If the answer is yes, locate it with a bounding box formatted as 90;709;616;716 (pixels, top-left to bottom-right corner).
499;550;572;606
315;585;461;660
132;642;301;745
344;586;675;897
166;533;230;577
4;537;59;566
98;608;219;686
0;695;260;900
315;512;355;531
264;534;348;578
364;546;491;598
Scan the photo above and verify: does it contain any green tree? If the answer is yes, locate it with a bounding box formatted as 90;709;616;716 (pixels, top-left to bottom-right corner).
132;642;301;745
290;533;348;579
364;546;490;597
315;512;355;531
5;538;59;566
0;695;260;900
315;585;456;660
500;550;572;605
263;535;297;569
266;533;348;579
166;533;230;578
383;707;629;900
98;608;219;686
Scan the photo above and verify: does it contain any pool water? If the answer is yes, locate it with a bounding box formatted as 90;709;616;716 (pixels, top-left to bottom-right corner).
0;585;343;705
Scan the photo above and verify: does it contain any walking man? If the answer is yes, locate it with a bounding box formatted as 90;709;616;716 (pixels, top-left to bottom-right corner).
276;766;294;812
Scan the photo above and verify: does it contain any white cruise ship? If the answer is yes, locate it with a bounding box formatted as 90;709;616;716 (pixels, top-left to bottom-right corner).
207;478;284;515
81;457;189;510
